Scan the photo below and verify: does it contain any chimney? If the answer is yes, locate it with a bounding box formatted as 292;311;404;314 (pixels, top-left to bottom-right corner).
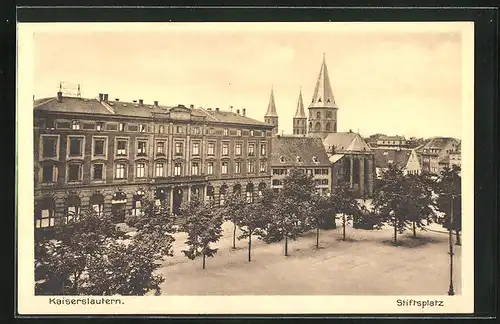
154;101;158;106
57;91;63;102
98;93;103;101
133;100;137;103
190;104;194;109
139;99;143;106
115;98;120;101
215;108;220;112
242;108;246;116
104;94;109;101
236;109;240;115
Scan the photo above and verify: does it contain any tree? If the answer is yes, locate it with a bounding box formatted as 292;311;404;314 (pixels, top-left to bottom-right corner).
35;205;168;295
372;164;413;244
306;193;336;249
406;172;437;238
237;197;267;262
435;165;462;245
179;196;223;269
219;193;247;249
331;183;361;241
259;168;314;256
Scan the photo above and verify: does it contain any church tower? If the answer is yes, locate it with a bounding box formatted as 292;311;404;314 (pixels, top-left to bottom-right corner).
293;88;307;135
308;54;339;138
264;86;279;136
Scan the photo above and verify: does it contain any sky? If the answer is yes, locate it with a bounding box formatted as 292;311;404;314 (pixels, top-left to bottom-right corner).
32;22;469;139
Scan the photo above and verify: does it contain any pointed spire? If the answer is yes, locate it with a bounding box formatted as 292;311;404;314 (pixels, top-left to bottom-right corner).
309;54;338;109
265;86;278;117
294;87;306;118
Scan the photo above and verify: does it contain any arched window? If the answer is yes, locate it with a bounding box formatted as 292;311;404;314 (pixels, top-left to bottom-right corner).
309;122;312;130
325;122;331;132
191;187;201;199
66;194;81;222
316;111;321;119
246;183;254;203
155;188;166;206
258;182;266;197
111;191;127;222
90;193;104;216
233;183;242;196
132;191;145;216
206;185;215;201
314;122;321;131
35;197;56;228
219;184;228;206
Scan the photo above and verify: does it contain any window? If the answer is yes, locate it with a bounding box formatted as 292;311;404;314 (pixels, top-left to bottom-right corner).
174;163;182;176
250;130;254;137
139;124;146;132
156;142;165;156
260;161;266;172
321;179;329;185
223;128;229;136
296;156;302;163
69;138;82;156
192;142;200;155
136;163;146;178
174;142;183;156
42;165;56;183
236;129;242;136
280;156;285;163
132;193;144;216
260;144;267;156
313;156;319;163
115;163;126;179
119;123;125;132
326;111;332;119
42;137;58;158
176;126;182;133
93;164;104;180
193;127;201;135
71;120;80;130
45;119;55;130
207;162;214;175
68;164;81;181
96;122;104;131
222;142;229;156
316;112;321;119
272;179;283;186
248;161;255;173
94;139;105;156
158;125;164;133
116;140;127;156
235;161;241;174
192;162;200;175
137;141;147;156
315;168;322;175
235;143;242;156
221;161;228;174
36;198;55;228
90;194;104;217
322;169;329;175
208;143;215;156
155;162;164;177
272;168;286;175
248;143;255;156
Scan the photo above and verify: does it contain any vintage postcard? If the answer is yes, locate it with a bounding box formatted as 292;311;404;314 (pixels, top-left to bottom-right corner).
17;21;474;315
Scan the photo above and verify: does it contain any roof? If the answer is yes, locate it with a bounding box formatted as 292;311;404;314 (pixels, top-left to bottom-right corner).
294;89;306;118
322;132;371;153
378;135;406;141
309;54;338;109
34;95;271;127
264;87;278;117
270;136;330;167
422;137;459;150
373;148;412;169
329;153;345;164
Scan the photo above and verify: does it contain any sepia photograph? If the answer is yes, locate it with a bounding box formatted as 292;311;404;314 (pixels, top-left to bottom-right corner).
17;20;474;315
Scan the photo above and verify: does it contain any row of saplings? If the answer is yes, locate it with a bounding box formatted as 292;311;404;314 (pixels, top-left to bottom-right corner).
34;165;461;295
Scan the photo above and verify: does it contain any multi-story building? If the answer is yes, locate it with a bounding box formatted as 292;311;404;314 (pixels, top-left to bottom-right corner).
373;147;422;178
417;137;460;174
323;131;375;197
269;135;331;195
448;141;461;168
375;135;407;149
34;91;274;229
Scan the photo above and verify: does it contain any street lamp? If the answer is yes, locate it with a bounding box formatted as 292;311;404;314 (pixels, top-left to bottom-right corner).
448;192;455;296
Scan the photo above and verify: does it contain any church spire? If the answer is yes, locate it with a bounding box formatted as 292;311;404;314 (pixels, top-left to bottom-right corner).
294;88;306;118
265;86;278;117
309;54;338;109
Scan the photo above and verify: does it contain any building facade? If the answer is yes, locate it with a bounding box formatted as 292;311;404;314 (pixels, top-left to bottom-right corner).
269;136;332;195
373;148;422;178
375;135;407;148
417;137;460;174
34;92;274;229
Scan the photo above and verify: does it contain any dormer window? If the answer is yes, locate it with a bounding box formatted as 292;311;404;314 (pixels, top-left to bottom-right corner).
312;156;319;163
71;120;80;130
280;156;285;163
383;152;388;156
296;156;302;163
139;124;146;132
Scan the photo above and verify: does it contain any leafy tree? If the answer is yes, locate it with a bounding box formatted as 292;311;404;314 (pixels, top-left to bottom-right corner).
35;205;168;295
259;168;314;256
306;193;336;249
237;197;267;262
219;193;247;249
372;164;413;244
406;172;437;238
179;196;223;269
331;183;361;241
435;165;462;245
